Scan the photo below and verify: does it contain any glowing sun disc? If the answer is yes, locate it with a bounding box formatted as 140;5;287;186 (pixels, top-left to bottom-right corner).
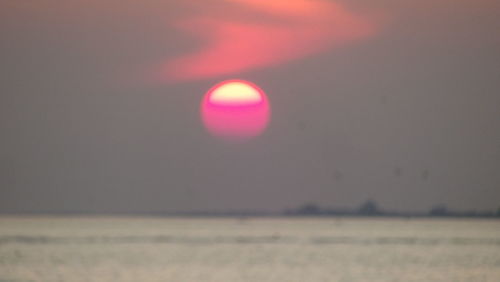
201;80;270;140
209;81;263;105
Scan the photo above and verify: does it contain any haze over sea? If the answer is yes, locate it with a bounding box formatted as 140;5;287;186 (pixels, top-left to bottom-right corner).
1;217;499;282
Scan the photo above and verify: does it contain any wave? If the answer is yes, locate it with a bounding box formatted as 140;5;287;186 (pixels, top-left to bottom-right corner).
1;235;499;246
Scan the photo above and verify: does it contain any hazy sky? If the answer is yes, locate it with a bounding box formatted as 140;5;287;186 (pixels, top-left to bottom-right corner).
1;0;499;213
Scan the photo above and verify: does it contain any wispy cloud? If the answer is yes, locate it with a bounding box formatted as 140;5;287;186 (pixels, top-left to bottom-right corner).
160;0;377;81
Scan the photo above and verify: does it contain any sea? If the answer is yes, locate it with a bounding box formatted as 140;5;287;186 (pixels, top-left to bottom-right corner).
0;216;499;282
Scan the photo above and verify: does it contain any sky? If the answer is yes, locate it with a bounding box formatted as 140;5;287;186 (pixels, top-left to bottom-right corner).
1;0;499;213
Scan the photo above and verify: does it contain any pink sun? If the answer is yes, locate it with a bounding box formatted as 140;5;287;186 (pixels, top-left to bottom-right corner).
201;80;270;141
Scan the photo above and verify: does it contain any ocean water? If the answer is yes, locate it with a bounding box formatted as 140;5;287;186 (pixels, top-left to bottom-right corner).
0;217;499;282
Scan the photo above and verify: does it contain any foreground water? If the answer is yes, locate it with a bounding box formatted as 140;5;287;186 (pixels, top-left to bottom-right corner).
0;217;499;282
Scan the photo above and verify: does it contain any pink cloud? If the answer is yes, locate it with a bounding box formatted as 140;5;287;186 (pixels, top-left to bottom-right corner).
161;0;376;81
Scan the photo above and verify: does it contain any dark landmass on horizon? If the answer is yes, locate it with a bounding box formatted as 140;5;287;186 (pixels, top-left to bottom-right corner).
2;200;499;219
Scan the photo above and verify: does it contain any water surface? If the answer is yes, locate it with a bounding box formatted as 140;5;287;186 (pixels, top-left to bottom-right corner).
1;217;499;281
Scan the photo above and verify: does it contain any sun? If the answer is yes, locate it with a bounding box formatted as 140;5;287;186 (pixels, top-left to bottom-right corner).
208;80;263;105
201;80;271;141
